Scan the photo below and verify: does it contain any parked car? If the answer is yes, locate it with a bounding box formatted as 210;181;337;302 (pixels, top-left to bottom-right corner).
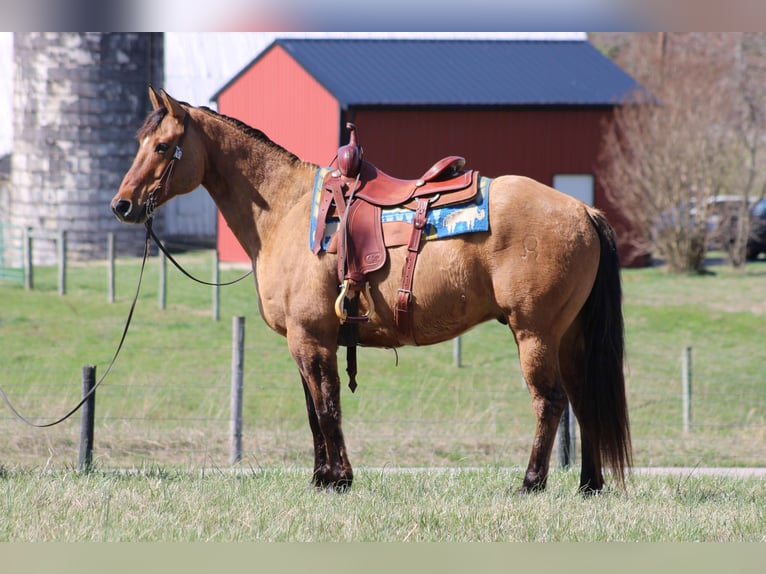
652;195;766;261
705;196;766;260
746;198;766;260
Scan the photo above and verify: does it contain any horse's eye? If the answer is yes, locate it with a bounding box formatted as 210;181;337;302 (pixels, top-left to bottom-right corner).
155;143;169;154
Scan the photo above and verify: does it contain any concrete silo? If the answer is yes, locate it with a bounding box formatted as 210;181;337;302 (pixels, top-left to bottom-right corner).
9;32;163;263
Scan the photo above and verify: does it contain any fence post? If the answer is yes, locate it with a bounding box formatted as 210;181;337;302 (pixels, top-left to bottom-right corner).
78;365;97;472
556;401;577;469
230;316;245;464
23;227;32;290
107;232;115;303
212;250;220;321
453;336;462;367
682;346;692;433
57;230;67;296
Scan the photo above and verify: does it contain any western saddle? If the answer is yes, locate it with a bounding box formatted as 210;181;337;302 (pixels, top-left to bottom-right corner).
313;123;480;389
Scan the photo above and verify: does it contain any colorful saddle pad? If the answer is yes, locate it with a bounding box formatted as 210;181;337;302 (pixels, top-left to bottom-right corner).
309;167;491;253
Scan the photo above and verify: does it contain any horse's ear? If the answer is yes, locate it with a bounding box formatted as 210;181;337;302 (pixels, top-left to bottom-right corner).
160;89;186;121
148;85;162;110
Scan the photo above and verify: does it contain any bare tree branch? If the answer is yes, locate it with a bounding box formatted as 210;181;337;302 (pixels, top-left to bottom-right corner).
593;32;766;272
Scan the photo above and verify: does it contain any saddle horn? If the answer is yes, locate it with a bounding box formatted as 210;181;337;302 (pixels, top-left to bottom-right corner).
338;123;362;178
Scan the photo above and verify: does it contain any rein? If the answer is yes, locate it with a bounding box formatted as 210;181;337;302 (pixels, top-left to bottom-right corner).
148;225;252;287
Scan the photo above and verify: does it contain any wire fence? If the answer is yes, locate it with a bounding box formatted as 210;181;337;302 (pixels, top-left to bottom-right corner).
1;317;764;473
1;238;764;472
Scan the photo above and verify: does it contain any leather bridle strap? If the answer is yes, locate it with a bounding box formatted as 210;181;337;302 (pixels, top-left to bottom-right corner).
144;111;253;287
147;112;190;216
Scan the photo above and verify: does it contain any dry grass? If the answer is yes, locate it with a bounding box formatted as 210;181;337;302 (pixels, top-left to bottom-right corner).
1;466;765;542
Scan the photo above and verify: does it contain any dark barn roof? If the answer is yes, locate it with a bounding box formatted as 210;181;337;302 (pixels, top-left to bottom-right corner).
215;39;644;108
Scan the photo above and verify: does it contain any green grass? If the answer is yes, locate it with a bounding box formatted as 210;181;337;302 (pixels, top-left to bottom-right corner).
0;252;765;472
0;467;764;541
621;263;766;467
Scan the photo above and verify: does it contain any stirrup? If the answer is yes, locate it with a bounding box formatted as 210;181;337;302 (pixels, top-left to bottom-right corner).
334;279;375;323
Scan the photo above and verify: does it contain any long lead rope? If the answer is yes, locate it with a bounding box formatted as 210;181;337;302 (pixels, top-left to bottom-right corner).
0;219;252;428
1;106;249;428
0;224;153;428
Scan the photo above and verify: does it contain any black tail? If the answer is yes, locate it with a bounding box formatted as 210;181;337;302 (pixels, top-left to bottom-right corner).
579;209;632;487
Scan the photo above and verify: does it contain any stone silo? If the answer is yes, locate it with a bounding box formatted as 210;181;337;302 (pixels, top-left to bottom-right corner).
9;32;164;263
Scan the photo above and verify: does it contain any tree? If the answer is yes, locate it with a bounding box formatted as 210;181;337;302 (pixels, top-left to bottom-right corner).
594;33;766;272
726;33;766;266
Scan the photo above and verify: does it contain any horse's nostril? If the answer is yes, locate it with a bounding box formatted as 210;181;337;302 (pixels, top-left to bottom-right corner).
112;199;132;219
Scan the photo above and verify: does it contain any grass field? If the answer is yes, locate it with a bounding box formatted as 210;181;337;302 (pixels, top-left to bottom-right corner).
0;250;765;541
1;467;765;541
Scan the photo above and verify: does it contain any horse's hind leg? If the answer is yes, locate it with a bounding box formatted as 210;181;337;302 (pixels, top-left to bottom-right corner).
558;327;604;493
515;333;567;494
576;434;603;494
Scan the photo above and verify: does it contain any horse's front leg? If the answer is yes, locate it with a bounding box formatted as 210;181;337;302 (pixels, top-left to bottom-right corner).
289;332;353;491
300;374;327;477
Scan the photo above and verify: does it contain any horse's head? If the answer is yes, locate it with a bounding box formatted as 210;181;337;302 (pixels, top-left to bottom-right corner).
111;87;204;224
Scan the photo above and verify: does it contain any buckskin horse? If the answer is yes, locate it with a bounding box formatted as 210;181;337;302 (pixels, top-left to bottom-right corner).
111;88;631;494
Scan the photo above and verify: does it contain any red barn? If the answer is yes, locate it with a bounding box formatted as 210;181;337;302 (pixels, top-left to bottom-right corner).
213;38;646;265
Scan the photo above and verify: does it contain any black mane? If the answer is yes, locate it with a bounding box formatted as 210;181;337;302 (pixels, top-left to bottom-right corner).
199;106;301;163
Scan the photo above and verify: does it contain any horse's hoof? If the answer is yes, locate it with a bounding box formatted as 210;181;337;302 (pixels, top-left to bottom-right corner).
330;477;352;493
312;466;353;492
513;481;546;496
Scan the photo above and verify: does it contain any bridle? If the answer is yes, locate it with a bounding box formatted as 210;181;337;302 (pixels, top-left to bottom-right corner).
143;110;252;287
146;112;190;219
0;108;251;428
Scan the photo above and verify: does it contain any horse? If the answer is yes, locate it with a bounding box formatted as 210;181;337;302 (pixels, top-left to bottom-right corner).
111;87;631;494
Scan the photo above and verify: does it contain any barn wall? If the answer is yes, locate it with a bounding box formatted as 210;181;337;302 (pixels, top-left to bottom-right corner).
344;107;641;266
216;45;339;262
217;45;339;164
345;107;608;182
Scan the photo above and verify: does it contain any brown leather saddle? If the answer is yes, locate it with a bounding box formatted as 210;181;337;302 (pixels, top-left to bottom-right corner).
313;123;481;344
